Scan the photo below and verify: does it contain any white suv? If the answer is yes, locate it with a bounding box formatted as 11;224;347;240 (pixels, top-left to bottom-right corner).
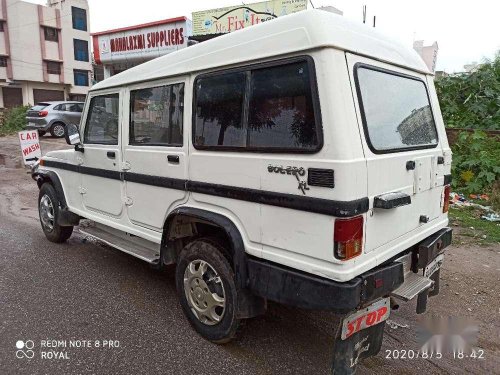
32;10;452;373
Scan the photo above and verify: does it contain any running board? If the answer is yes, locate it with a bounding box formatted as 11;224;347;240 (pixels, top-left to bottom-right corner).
391;272;433;301
79;223;160;264
391;253;433;301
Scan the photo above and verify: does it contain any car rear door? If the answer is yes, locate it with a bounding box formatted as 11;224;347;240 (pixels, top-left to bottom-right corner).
346;53;447;253
65;103;83;126
122;78;189;232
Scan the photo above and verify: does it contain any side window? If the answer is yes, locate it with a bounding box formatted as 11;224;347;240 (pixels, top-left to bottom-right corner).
83;94;120;145
130;83;184;146
247;62;318;150
193;59;321;152
76;103;84;113
194;72;246;148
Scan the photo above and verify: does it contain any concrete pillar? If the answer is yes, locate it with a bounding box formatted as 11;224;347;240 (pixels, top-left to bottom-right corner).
103;65;112;79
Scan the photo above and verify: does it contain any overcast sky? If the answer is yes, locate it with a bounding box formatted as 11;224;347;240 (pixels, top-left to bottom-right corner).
33;0;500;72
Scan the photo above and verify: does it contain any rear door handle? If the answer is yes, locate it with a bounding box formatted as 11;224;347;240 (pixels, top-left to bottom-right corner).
167;155;179;164
374;192;411;209
107;151;116;159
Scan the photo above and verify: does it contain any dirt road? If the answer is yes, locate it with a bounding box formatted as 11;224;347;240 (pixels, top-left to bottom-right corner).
1;135;499;374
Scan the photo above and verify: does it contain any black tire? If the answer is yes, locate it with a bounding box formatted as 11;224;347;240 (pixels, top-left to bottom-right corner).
38;183;73;243
38;131;46;136
50;122;65;138
176;238;241;344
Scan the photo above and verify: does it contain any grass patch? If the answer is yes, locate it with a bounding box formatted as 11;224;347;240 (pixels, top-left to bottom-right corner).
449;206;500;244
0;106;29;136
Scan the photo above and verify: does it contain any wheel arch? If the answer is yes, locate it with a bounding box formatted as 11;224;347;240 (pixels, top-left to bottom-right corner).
163;207;248;289
34;170;68;208
34;169;80;226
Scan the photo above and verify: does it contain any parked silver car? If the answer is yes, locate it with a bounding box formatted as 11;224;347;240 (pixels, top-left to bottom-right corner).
25;101;84;137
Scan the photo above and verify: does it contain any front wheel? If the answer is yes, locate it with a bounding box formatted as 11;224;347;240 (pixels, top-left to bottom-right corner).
175;238;241;343
38;183;73;243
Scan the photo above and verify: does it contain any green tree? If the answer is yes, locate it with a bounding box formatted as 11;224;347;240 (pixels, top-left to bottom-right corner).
435;52;500;130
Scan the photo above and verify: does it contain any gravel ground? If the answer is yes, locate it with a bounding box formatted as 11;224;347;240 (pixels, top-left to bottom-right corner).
0;135;499;374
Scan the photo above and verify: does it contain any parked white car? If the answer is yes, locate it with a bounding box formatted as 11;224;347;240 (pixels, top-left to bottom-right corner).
32;10;452;373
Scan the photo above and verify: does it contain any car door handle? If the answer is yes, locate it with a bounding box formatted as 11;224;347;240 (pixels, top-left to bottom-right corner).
167;155;179;164
107;151;116;159
374;191;411;209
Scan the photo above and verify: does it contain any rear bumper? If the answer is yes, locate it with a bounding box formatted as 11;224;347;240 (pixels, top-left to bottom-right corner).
26;117;49;130
247;256;403;313
247;227;452;313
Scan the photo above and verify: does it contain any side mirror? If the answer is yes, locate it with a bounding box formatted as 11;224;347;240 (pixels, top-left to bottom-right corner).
65;124;81;145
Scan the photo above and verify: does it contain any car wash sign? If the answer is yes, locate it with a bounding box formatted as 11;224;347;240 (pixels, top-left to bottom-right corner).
18;130;41;166
192;0;307;36
93;17;192;64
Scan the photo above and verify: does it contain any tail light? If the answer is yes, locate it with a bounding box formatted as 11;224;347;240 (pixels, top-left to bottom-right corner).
334;215;363;261
38;110;48;117
443;185;451;213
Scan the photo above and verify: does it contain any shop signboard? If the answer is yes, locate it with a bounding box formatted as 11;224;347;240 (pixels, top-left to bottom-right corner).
192;0;307;36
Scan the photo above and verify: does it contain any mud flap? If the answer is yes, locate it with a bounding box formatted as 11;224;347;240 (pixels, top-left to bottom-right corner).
331;321;386;374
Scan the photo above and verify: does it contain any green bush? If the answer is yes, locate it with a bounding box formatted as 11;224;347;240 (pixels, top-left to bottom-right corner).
435;52;500;130
451;130;500;194
0;105;30;136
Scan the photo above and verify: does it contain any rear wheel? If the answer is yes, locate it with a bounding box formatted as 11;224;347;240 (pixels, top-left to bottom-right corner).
176;238;241;343
38;183;73;243
50;122;65;138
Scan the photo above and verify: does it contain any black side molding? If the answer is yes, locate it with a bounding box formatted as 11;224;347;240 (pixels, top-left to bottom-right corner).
40;160;369;217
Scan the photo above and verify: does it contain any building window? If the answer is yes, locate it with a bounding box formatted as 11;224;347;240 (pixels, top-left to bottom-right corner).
46;61;61;75
44;27;58;42
74;69;89;86
130;83;184;146
72;7;87;31
0;57;7;67
73;39;89;62
0;22;4;32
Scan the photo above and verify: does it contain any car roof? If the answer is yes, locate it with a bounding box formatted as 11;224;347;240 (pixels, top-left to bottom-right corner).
92;9;429;91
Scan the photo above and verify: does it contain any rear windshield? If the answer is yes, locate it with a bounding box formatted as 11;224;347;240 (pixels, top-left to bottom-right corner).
30;103;49;111
356;66;438;153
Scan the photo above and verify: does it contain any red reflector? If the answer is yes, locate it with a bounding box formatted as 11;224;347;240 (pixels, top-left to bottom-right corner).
39;110;48;117
375;278;384;288
443;185;451;213
334;216;363;261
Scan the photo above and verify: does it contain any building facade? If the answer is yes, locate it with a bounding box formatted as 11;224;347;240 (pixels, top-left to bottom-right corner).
92;17;191;81
413;40;438;73
0;0;92;108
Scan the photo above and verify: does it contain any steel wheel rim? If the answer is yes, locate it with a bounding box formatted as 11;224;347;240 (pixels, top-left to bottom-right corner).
39;194;55;232
53;124;65;137
183;259;226;326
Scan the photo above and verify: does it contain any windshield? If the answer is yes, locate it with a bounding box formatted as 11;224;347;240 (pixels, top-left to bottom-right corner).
356;66;438;152
30;103;50;111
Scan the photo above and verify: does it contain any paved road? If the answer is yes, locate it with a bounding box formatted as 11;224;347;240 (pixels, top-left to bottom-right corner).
1;136;499;374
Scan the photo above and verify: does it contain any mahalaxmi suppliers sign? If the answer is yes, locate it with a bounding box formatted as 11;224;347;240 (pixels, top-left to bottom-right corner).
18;130;41;166
192;0;307;36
